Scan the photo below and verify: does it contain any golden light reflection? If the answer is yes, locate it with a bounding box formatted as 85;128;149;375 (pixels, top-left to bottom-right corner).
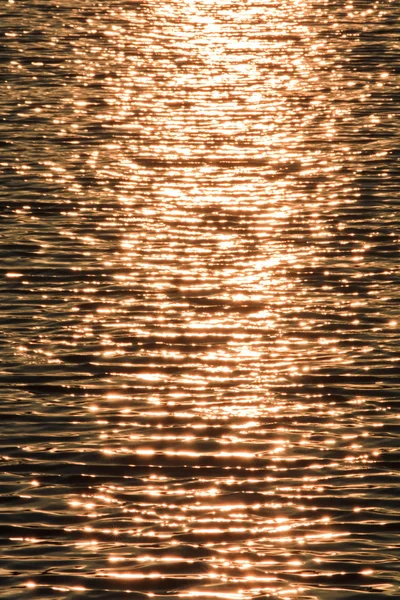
2;0;394;597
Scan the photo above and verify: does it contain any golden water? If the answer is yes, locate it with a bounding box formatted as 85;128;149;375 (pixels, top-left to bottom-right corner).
1;0;400;598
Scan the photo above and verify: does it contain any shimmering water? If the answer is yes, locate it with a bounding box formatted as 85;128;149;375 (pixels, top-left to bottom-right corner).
1;0;400;598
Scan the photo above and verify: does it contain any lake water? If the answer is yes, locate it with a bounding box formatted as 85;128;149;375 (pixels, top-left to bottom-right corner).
1;0;400;598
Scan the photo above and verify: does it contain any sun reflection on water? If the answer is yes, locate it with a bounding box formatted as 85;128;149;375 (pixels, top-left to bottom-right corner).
2;0;399;597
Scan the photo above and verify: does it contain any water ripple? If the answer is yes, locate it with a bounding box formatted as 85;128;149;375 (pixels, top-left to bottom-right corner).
1;0;400;598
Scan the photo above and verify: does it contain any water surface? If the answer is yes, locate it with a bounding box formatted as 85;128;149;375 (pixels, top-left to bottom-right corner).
1;0;400;598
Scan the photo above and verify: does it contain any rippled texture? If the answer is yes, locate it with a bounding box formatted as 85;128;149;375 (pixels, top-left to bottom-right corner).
1;0;400;598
